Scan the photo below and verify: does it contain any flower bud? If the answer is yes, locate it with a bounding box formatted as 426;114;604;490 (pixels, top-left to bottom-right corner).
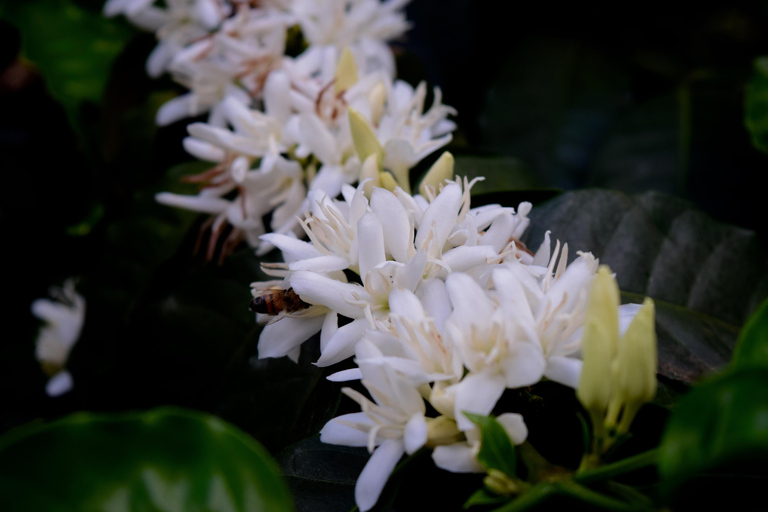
335;47;358;94
577;266;619;419
418;151;454;198
349;107;384;168
425;416;463;448
610;297;657;432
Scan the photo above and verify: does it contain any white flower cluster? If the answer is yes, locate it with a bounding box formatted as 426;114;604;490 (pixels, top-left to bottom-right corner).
250;177;641;511
31;278;85;397
108;0;457;258
103;0;411;126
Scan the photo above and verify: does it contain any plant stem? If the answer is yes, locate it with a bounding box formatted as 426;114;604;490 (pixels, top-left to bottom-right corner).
575;449;658;485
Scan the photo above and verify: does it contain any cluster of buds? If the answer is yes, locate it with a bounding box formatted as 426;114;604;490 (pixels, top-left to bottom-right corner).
577;266;657;468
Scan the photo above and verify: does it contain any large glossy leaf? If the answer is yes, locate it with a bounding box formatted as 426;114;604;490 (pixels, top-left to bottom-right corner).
524;189;768;383
0;408;293;512
730;297;768;371
277;436;368;512
658;369;768;510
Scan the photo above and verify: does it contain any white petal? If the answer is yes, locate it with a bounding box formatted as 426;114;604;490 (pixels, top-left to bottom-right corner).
496;413;528;445
404;412;428;455
442;246;497;273
446;273;494;327
46;370;73;397
260;234;322;263
544;356;583;389
415;278;452;332
501;342;546;389
415;183;462;248
357;212;386;279
289;255;350;272
320;412;374;447
432;443;483;473
290;272;370;319
258;315;325;359
370;187;413;263
316;318;370;366
454;372;506;431
327;368;363;382
356;439;404;512
155;192;230;214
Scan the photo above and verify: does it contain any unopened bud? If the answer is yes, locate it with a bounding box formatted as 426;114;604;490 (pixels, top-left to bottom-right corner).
334;47;358;94
418;151;454;197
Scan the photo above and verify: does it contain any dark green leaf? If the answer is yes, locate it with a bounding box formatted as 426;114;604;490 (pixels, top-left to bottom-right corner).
464;489;510;509
3;0;132;123
730;298;768;371
465;413;518;478
277;436;368;512
478;37;630;189
658;369;768;510
745;57;768;154
0;407;293;512
525;189;768;384
454;156;539;194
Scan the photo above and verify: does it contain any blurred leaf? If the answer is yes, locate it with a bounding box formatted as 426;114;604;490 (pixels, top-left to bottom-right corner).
465;413;518;478
658;369;768;510
3;0;132;124
277;436;367;512
464;489;509;509
0;407;293;512
745;56;768;154
524;189;768;384
730;297;768;371
455;156;539;193
478;37;630;190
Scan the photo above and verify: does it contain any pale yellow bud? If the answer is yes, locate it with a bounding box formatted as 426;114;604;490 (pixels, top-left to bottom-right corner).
577;266;620;425
425;416;463;448
429;381;456;417
379;171;398;192
611;297;657;433
368;81;387;125
335;47;358;94
348;108;384;167
418;151;454;197
484;469;524;496
360;154;380;198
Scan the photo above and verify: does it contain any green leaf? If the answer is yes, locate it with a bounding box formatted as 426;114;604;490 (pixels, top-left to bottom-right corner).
478;37;629;189
730;297;768;371
465;413;518;478
745;57;768;154
464;489;510;509
3;0;132;124
658;369;768;509
0;408;293;512
277;436;370;512
525;189;768;384
454;156;539;193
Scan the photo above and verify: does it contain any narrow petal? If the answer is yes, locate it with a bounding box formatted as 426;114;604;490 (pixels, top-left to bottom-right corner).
370;187;413;263
320;412;374;447
357;212;386;278
404;412;428;455
356;439;404;512
258;315;325;359
290;271;369;319
316;318;370;366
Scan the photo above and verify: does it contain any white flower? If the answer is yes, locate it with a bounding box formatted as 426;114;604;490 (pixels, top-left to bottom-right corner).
31;279;85;397
432;412;528;473
320;349;427;512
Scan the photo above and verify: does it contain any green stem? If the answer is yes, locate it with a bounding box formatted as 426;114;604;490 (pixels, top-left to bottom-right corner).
575;449;658;485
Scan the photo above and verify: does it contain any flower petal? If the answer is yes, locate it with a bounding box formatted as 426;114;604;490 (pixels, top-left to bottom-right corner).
356;439;404;512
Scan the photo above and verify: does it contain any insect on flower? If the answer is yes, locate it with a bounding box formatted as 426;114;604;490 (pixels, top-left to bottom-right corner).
249;287;311;316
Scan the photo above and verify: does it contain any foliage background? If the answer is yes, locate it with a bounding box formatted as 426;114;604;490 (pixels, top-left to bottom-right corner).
2;1;768;510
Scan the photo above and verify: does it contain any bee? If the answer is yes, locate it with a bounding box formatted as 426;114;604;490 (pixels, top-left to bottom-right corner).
249;287;311;316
